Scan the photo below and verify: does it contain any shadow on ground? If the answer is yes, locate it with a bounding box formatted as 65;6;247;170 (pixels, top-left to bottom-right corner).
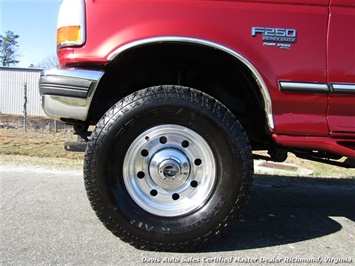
204;174;355;252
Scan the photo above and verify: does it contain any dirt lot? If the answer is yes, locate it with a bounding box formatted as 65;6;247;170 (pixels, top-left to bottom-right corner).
0;128;354;178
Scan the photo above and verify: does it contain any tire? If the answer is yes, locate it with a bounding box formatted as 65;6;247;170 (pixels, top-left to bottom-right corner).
84;85;253;251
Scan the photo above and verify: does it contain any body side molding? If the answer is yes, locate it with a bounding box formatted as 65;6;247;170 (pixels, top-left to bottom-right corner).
279;81;329;92
331;84;355;94
279;81;355;94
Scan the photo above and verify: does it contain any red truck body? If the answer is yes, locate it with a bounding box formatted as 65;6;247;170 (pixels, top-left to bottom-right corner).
46;0;355;159
39;0;355;250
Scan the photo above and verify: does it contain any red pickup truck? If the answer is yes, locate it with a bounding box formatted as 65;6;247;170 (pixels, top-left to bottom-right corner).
39;0;355;251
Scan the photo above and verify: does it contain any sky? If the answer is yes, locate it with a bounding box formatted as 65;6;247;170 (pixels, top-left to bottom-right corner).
0;0;61;68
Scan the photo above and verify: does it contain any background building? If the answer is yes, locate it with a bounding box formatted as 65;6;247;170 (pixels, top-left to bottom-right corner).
0;67;44;116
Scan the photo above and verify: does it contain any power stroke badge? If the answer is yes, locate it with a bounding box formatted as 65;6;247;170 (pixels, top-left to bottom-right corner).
252;27;297;49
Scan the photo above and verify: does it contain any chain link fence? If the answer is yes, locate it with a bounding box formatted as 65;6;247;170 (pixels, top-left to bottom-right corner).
0;113;73;133
0;67;74;133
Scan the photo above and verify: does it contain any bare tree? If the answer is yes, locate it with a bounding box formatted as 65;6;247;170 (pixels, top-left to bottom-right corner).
35;54;59;69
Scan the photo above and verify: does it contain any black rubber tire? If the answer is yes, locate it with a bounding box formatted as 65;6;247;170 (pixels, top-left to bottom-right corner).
84;85;253;251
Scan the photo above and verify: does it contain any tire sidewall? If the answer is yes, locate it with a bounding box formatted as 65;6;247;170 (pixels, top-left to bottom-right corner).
86;87;252;245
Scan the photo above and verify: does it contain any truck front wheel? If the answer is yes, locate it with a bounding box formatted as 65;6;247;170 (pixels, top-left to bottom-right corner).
84;85;253;251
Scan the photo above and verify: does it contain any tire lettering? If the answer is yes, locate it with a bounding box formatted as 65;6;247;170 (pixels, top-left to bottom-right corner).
179;197;226;233
130;220;154;231
161;227;171;234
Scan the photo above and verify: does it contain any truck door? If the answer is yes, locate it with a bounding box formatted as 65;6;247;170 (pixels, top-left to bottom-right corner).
327;0;355;136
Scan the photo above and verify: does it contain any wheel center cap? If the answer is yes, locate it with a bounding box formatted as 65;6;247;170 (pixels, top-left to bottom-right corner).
149;148;190;190
159;160;180;180
162;164;179;178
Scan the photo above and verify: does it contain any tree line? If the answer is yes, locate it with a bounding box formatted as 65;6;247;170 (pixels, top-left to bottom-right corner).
0;30;20;66
0;30;58;68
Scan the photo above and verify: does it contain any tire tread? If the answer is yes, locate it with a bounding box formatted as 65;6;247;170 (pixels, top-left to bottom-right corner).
84;85;253;251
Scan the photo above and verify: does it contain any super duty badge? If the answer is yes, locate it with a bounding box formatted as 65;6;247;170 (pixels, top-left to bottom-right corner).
252;27;297;43
252;27;297;49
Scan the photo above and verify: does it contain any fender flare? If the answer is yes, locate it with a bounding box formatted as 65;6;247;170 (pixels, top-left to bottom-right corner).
107;36;274;130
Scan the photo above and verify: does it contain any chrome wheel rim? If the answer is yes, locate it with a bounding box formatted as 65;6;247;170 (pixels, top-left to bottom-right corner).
123;124;216;217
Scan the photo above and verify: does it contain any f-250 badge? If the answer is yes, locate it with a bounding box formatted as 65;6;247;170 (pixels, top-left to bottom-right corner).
251;27;297;49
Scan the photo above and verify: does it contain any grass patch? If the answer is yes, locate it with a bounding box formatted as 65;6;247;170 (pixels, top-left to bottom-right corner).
0;128;84;161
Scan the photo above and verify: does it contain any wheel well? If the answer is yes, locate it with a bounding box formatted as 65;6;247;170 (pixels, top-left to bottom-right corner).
89;43;270;145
